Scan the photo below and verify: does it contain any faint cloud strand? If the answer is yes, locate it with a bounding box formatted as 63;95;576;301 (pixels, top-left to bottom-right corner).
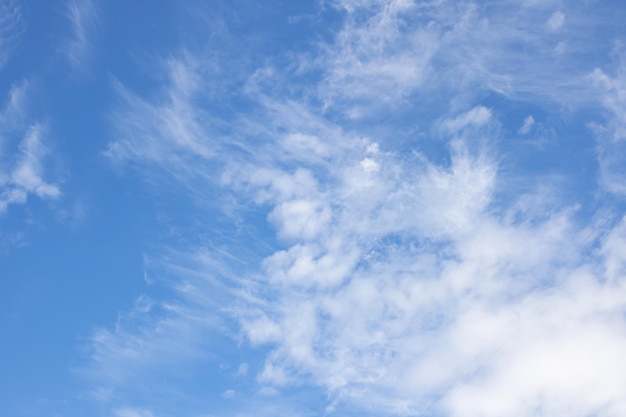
65;0;98;69
0;84;61;213
589;56;626;195
0;0;24;69
518;115;535;135
106;57;218;182
113;408;156;417
546;10;565;32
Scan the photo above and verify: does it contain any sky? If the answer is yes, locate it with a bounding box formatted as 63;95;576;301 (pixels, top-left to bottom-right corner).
1;0;626;416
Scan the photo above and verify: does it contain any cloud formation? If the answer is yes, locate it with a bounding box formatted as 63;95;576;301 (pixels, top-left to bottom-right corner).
92;1;626;416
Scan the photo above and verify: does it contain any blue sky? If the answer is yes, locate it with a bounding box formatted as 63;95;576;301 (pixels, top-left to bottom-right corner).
2;0;626;416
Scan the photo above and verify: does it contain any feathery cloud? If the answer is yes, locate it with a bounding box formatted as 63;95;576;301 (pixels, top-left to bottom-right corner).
0;84;60;213
65;0;98;69
0;0;24;69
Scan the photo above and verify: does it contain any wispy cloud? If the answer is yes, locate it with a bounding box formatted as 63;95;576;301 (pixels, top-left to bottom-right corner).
113;408;156;417
589;53;626;196
11;124;60;197
0;0;24;69
518;115;535;135
310;1;603;121
0;124;61;211
0;83;60;213
0;80;29;128
92;1;626;416
546;10;565;32
106;57;217;171
65;0;98;69
81;249;236;409
319;0;440;114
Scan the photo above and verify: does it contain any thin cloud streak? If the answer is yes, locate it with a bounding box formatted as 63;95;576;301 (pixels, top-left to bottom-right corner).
0;0;24;69
65;0;98;69
589;58;626;196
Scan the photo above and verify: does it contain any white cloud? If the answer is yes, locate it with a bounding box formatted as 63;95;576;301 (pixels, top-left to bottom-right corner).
234;161;626;417
0;82;61;213
319;0;439;113
0;0;24;69
518;115;535;135
106;57;219;181
11;125;60;198
600;215;626;281
440;106;492;135
236;362;249;377
546;10;565;32
0;80;29;130
269;199;332;241
82;250;233;408
0;123;60;212
589;58;626;195
95;2;626;416
65;0;98;68
444;267;626;417
113;408;155;417
309;1;599;121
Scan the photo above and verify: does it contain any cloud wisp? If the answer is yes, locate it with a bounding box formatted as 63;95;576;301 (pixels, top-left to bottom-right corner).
0;82;60;213
590;56;626;196
64;0;98;69
0;0;24;69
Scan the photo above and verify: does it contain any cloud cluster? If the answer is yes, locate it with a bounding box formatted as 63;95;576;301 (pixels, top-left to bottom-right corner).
233;103;625;416
94;1;626;416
